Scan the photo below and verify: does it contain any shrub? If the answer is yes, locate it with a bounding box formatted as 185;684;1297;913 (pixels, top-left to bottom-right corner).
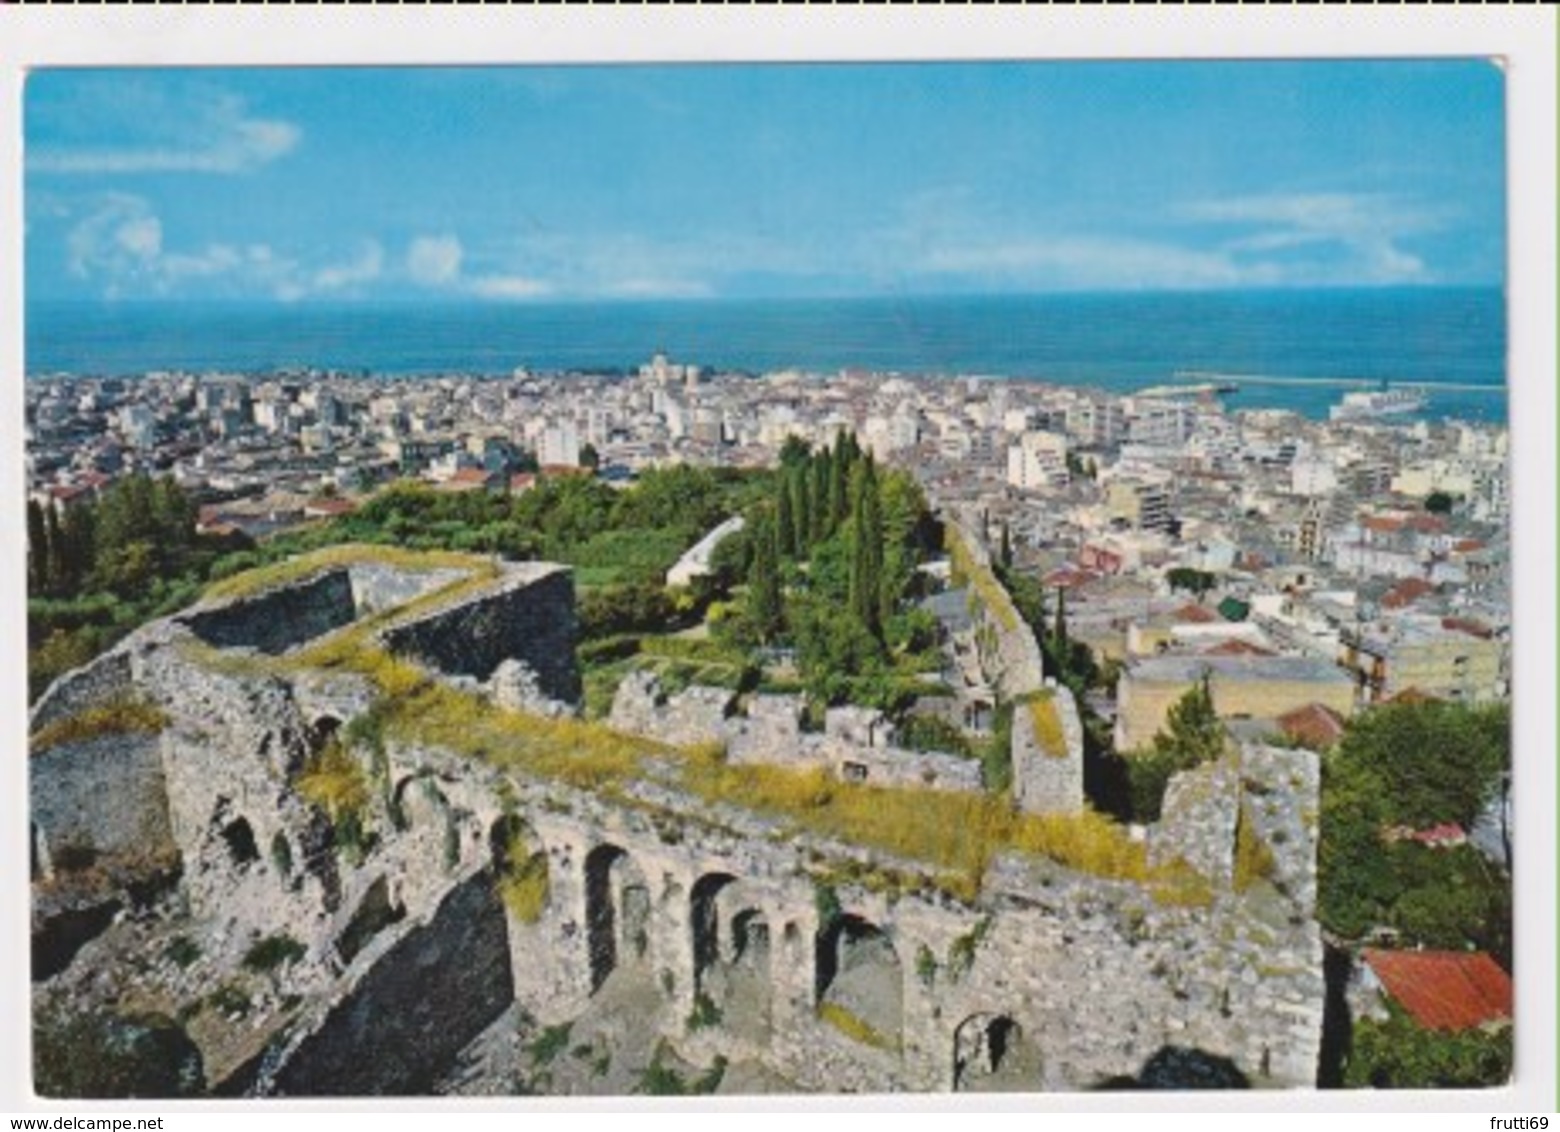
498;848;551;924
164;936;201;970
1025;692;1068;759
527;1023;573;1066
242;933;307;974
686;992;722;1031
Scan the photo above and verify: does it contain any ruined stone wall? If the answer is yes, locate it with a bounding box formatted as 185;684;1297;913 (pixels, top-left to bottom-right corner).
30;732;172;870
264;868;515;1096
609;670;733;748
378;567;579;702
946;518;1046;698
347;563;468;615
487;738;1322;1093
29;649;134;732
1011;685;1085;817
31;551;1324;1096
181;571;357;656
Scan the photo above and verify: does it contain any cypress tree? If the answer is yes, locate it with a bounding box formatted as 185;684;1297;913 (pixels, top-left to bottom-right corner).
848;459;885;640
775;474;796;560
828;441;849;533
789;469;811;559
44;503;66;597
999;522;1013;571
27;498;49;594
747;511;783;644
810;451;831;543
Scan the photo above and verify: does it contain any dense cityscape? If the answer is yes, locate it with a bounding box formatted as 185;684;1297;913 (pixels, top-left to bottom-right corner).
26;352;1513;1095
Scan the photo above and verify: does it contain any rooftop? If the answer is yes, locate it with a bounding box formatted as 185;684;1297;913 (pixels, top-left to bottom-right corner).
1127;654;1354;687
1362;949;1512;1032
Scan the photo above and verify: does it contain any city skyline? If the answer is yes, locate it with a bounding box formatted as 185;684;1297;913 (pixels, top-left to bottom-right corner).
24;60;1505;305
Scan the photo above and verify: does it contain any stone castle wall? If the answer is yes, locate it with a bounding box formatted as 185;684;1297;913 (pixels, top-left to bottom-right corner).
378;566;579;702
29;732;172;874
1012;685;1086;816
181;570;358;656
29;649;134;733
264;868;515;1097
32;552;1325;1096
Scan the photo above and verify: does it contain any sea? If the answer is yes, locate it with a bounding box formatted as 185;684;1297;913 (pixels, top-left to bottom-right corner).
25;288;1509;424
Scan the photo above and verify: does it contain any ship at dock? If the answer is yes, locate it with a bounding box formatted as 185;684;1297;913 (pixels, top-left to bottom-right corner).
1328;385;1430;422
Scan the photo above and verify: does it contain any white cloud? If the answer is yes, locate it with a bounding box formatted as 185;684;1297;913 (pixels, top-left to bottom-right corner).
58;193;389;300
1178;192;1439;285
66;194;161;279
917;235;1250;292
468;274;553;301
407;236;464;287
30;90;300;175
313;241;385;294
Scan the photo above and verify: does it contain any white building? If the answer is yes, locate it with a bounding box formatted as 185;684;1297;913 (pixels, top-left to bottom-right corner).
540;420;582;467
1006;430;1070;491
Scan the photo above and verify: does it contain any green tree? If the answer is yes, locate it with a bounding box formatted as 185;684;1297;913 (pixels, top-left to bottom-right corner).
1166;567;1216;599
847;458;884;639
27;498;50;594
775;474;797;560
579;442;601;471
1343;1007;1511;1089
1424;491;1454;515
746;510;784;645
811;449;836;545
778;434;811;470
788;468;811;559
1152;671;1224;768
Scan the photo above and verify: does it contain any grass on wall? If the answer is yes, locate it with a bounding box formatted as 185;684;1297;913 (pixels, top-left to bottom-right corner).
31;697;169;755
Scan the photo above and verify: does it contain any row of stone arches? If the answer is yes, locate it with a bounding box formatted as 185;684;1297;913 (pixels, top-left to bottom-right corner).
483;824;1039;1088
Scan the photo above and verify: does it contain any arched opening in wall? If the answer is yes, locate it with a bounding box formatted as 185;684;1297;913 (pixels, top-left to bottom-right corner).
584;843;649;994
490;815;549;924
220;817;260;869
722;906;773;1043
310;715;342;751
335;875;407;966
689;872;736;992
689;875;773;1042
953;1013;1039;1092
815;915;902;1052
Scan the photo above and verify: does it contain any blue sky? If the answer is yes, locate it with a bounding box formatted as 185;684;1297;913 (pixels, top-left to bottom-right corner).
23;61;1506;303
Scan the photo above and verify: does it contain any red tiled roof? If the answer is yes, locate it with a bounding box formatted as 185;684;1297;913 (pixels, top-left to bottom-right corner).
1043;567;1098;590
1441;616;1493;640
1362;949;1512;1031
1406;514;1448;535
1363;515;1405;534
1453;539;1485;553
1275;702;1346;749
1174;604;1219;624
1203;638;1275;657
305;497;357;516
1382;578;1435;609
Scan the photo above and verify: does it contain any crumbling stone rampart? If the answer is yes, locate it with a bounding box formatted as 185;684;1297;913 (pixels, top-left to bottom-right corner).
182;570;357;656
30;732;172;874
263;868;515;1096
31;551;1325;1096
378;565;579;702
